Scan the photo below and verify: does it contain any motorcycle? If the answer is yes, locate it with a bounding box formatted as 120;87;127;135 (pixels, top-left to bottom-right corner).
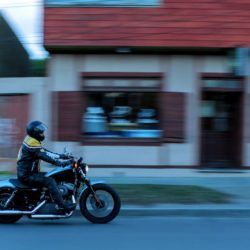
0;157;121;224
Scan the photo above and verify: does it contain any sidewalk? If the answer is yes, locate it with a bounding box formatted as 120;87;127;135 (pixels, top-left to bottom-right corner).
2;167;250;217
87;168;250;217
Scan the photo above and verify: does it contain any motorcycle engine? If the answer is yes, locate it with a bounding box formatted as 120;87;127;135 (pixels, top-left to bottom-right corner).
35;183;74;215
57;183;74;197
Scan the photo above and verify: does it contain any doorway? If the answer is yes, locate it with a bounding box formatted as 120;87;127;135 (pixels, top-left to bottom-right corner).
200;91;242;168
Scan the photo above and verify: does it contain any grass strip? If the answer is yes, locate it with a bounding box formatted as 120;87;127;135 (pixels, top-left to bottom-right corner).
0;174;233;205
0;171;12;176
111;184;233;205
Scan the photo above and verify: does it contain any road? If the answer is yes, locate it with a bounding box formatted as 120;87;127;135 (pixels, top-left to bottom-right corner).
1;216;250;250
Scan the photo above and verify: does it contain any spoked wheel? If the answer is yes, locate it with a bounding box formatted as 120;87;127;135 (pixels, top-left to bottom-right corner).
0;191;22;224
80;183;121;224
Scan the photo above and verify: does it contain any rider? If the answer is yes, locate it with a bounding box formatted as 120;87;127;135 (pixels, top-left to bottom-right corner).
17;120;76;212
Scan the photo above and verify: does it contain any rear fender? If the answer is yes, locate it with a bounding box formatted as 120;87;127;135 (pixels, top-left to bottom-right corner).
0;179;15;190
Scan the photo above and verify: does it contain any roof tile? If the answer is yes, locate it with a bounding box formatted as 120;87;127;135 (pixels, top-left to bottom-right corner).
44;0;250;49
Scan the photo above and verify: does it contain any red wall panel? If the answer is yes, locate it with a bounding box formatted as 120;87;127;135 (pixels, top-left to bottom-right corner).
0;95;29;157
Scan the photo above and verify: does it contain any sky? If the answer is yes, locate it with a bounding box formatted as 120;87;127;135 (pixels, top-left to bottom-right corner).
0;0;48;59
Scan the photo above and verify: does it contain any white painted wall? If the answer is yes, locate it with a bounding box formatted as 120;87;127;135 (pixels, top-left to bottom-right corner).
82;146;159;166
50;141;159;166
0;54;240;167
47;54;234;167
48;54;162;91
83;55;161;73
202;56;229;73
161;55;230;166
166;56;197;93
48;55;80;91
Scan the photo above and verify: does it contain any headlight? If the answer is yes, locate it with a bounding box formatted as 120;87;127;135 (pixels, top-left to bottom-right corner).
80;163;89;174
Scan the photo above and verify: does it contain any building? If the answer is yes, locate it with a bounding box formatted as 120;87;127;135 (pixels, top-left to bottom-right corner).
0;13;45;158
44;0;250;169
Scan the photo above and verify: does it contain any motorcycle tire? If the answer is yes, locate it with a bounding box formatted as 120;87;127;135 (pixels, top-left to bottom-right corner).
0;190;22;224
80;183;121;224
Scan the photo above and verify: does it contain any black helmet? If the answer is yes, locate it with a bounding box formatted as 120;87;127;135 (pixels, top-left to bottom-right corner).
26;120;47;141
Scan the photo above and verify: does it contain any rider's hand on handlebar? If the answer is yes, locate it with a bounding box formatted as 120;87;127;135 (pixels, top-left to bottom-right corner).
61;158;75;167
60;152;74;160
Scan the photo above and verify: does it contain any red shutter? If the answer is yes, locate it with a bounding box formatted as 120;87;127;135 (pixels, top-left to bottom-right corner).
246;93;250;143
161;92;186;142
0;94;29;157
55;91;84;141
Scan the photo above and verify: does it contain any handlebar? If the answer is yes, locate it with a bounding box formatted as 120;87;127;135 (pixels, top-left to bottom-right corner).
77;157;83;165
70;157;83;169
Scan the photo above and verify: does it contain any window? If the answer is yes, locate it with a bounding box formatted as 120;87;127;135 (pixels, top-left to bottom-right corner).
55;82;186;143
45;0;160;7
203;79;242;89
82;73;162;139
201;74;244;91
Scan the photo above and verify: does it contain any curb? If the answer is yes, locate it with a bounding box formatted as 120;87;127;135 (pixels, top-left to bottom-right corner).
118;208;250;217
72;207;250;218
2;175;250;218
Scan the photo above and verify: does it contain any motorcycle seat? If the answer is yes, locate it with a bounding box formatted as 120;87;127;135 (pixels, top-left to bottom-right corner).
9;178;39;190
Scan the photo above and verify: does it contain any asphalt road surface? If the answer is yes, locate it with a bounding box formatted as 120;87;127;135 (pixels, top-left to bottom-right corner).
1;216;250;250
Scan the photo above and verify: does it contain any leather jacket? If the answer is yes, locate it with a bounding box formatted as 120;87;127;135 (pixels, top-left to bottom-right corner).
17;135;72;179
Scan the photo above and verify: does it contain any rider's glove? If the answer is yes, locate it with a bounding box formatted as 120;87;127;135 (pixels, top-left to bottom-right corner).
60;152;73;159
60;158;75;167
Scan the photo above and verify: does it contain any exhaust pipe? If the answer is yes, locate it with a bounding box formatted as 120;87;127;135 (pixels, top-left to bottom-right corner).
30;211;74;219
0;200;46;215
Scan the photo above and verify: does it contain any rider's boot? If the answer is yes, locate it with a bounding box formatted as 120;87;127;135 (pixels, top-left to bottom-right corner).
51;190;76;212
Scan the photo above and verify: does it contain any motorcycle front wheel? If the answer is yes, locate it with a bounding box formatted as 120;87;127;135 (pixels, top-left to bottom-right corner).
0;190;22;224
79;183;121;224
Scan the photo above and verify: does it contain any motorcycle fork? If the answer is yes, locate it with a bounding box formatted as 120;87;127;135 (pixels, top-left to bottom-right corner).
85;179;103;207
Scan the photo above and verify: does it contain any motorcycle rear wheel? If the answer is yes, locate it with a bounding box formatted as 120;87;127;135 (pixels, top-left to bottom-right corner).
80;183;121;224
0;190;22;224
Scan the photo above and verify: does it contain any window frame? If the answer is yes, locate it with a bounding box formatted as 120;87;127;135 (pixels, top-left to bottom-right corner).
45;0;161;7
201;73;244;92
81;72;163;145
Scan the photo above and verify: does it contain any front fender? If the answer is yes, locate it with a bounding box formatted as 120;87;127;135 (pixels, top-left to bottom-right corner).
0;179;15;189
79;180;105;198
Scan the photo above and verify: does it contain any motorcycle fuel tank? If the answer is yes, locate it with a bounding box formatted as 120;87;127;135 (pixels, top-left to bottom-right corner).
46;166;75;182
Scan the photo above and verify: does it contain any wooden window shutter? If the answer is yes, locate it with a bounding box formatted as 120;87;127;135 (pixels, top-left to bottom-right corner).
55;91;84;141
245;93;250;143
161;92;186;142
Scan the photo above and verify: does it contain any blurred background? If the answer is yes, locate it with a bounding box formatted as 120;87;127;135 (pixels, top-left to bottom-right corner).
2;3;250;249
0;0;250;172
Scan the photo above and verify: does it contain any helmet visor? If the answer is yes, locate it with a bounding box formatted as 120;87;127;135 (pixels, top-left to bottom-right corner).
35;123;48;133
